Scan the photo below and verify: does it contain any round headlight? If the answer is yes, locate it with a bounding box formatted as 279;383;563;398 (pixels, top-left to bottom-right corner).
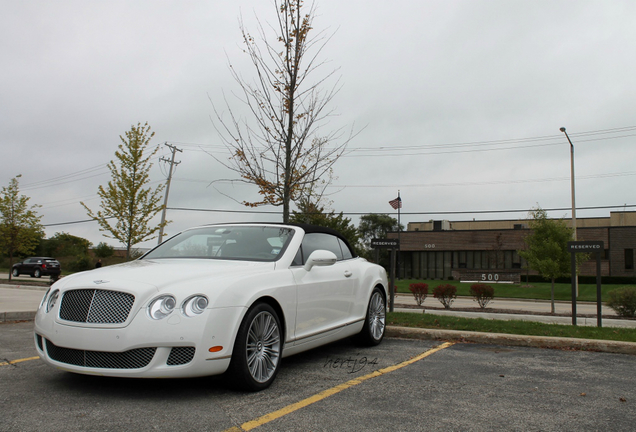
46;290;59;313
182;295;209;317
148;295;176;320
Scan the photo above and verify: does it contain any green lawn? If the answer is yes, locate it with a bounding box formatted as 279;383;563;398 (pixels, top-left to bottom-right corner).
395;279;635;303
387;311;636;343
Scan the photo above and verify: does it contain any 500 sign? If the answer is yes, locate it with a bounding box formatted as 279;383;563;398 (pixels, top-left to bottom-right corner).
481;273;500;282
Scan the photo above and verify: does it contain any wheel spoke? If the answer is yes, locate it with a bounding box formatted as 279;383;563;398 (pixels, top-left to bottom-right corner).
368;293;386;340
245;310;281;383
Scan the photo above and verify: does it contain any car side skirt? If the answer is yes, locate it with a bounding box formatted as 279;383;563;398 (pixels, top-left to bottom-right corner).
282;318;365;358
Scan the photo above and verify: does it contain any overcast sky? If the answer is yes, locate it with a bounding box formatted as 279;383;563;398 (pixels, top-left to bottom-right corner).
2;0;636;249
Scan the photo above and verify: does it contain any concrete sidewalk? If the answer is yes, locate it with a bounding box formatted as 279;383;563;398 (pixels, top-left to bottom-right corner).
392;293;636;329
0;284;48;321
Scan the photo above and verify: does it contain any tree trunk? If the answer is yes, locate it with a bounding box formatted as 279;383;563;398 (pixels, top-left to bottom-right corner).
550;278;555;314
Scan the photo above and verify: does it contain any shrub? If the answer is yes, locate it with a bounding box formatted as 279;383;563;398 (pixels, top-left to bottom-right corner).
408;283;429;306
433;284;457;309
68;255;93;272
93;242;114;259
129;248;145;260
469;283;495;309
606;287;636;317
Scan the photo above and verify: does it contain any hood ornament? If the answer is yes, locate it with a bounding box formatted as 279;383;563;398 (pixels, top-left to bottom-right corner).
93;280;110;285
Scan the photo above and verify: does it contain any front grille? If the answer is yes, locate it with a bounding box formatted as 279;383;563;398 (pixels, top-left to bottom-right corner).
167;347;196;366
59;289;135;324
45;339;155;369
36;334;43;351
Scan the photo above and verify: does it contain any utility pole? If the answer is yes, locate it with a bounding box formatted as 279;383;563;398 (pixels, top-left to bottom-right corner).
560;127;578;296
158;143;182;245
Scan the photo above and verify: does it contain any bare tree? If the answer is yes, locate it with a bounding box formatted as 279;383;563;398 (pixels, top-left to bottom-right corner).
213;0;352;222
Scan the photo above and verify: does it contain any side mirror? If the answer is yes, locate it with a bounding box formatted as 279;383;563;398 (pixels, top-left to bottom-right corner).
304;250;337;271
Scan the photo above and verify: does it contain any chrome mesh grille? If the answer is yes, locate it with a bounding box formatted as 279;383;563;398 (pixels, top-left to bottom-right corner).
167;347;196;366
59;289;135;324
45;339;155;369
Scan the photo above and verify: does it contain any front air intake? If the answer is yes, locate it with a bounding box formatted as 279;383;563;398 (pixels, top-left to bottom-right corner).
45;339;155;369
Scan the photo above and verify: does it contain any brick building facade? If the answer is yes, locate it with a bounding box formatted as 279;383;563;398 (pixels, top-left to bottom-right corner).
387;211;636;281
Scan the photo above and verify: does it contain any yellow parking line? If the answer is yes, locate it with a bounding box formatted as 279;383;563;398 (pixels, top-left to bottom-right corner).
226;341;455;432
0;356;40;367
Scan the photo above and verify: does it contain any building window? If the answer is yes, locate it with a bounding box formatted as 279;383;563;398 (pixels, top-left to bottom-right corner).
458;251;466;268
626;249;634;270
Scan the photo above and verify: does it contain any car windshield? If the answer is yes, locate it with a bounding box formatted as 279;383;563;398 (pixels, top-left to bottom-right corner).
142;226;295;262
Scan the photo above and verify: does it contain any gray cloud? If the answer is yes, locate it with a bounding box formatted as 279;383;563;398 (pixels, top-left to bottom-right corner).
1;0;635;248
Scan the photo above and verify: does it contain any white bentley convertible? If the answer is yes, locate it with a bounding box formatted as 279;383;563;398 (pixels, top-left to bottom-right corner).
34;223;388;391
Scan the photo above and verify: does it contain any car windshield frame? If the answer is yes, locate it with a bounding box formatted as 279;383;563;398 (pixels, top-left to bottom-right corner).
141;225;296;262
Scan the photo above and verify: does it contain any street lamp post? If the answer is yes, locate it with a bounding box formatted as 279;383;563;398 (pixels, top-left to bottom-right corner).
560;127;578;296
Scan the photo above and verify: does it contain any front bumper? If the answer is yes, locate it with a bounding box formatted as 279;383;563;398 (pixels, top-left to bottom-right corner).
34;305;245;378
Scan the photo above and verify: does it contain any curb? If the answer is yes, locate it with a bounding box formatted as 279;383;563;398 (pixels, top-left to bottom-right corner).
386;325;636;356
0;311;37;323
0;284;48;291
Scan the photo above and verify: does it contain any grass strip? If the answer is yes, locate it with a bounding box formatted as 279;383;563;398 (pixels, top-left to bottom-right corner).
395;279;636;303
387;311;636;343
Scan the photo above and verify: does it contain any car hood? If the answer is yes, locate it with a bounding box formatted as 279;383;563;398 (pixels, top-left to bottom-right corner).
55;258;276;293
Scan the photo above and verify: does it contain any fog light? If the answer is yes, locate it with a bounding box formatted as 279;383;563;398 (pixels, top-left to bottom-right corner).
148;295;176;320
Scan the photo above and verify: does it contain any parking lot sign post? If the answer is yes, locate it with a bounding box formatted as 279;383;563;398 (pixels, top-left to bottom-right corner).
371;238;399;312
567;241;604;327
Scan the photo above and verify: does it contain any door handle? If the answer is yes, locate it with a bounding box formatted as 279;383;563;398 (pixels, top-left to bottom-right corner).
344;270;352;278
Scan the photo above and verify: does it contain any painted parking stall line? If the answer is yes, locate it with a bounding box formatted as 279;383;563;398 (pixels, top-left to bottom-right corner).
225;342;456;432
0;356;40;367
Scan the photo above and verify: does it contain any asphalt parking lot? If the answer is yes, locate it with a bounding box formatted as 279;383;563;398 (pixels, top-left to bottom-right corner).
2;321;636;431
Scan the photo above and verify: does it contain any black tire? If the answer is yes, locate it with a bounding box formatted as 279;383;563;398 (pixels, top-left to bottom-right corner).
355;287;386;346
227;302;282;391
11;268;19;277
33;268;41;278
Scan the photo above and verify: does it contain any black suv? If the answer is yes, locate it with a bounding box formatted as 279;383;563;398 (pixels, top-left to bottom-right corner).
12;257;62;278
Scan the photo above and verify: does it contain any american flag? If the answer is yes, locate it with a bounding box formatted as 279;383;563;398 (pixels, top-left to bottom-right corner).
389;196;402;210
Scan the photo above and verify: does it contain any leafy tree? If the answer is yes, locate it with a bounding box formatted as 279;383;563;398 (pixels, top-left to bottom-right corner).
518;208;581;314
289;199;360;254
42;232;91;257
358;213;402;249
93;242;114;259
213;0;352;222
81;122;167;259
357;213;402;269
0;175;44;280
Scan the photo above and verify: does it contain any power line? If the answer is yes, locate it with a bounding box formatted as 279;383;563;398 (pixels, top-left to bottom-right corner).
20;164;108;188
166;204;636;217
43;218;97;227
42;203;636;228
18;155;162;191
173;170;636;189
16;125;636;191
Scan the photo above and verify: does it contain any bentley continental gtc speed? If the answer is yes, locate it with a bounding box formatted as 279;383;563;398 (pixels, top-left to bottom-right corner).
34;223;388;391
